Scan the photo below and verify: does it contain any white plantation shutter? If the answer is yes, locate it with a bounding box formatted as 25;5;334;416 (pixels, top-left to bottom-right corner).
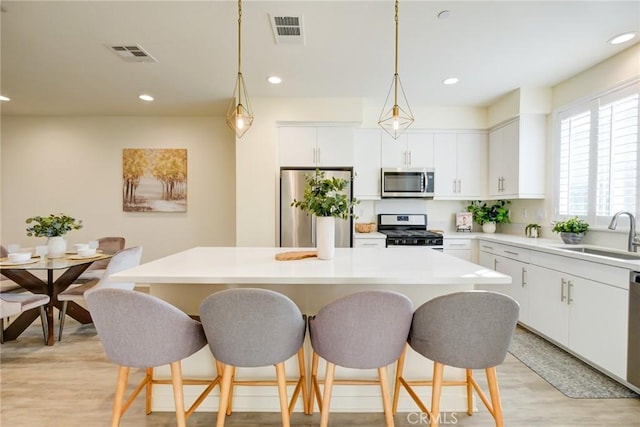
556;82;640;226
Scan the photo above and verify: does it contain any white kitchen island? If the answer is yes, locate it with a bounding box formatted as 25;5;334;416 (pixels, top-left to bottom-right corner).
110;247;511;414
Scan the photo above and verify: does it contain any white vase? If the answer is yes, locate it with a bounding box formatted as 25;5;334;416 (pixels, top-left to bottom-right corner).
482;222;497;233
47;236;67;258
316;216;335;260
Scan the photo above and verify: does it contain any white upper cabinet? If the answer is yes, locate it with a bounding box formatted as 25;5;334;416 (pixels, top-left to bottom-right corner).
380;132;434;168
353;129;382;199
434;132;487;200
487;115;546;199
279;126;354;168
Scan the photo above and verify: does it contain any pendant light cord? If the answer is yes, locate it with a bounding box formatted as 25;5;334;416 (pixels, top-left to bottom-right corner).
393;0;399;107
237;0;242;74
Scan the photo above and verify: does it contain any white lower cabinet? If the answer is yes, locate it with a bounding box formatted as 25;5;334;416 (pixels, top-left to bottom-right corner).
527;262;628;379
354;234;386;248
443;238;472;261
478;243;529;324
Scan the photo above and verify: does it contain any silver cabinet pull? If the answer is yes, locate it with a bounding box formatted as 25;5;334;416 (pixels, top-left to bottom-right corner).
408;151;412;165
453;180;457;193
458;179;462;193
560;278;567;302
481;245;494;250
567;280;574;305
504;250;519;256
493;258;498;270
521;268;527;287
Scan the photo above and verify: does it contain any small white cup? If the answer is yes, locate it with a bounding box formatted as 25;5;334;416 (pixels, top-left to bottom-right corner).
35;245;48;259
7;244;21;254
88;240;99;249
74;243;89;252
8;252;31;263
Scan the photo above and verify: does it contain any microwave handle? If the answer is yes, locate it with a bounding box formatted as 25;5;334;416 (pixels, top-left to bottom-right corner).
422;173;426;192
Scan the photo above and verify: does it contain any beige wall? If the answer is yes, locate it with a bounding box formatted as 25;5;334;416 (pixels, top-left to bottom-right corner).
0;116;236;262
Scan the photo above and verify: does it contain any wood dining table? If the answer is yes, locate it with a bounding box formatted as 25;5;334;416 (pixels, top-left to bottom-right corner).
0;253;112;345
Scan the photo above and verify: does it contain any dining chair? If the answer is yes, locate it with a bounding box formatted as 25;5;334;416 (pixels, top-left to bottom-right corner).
0;292;50;344
74;237;126;283
57;245;142;341
198;288;308;427
86;288;213;427
0;245;23;293
308;290;413;427
392;291;519;427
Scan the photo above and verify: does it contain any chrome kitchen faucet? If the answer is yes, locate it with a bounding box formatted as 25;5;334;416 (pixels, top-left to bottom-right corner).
608;211;640;252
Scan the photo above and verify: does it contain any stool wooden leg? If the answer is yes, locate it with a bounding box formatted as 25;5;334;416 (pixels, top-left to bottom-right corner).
430;362;444;427
111;366;129;427
226;365;236;415
466;369;474;416
392;344;408;415
296;346;309;415
145;367;153;415
216;364;234;427
320;362;336;427
486;367;503;427
275;362;291;427
379;366;394;427
170;361;187;427
310;351;322;414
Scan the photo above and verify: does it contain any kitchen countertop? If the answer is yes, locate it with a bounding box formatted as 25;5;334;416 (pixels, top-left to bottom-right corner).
111;246;510;286
443;232;640;270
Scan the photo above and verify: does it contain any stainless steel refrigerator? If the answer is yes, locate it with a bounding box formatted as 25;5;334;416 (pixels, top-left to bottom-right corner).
280;168;353;248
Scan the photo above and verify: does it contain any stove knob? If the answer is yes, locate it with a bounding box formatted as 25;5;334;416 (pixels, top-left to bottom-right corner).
413;239;418;245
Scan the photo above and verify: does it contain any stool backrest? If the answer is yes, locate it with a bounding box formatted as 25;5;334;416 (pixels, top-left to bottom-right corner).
88;246;143;294
309;290;413;369
86;288;206;368
409;290;519;369
199;288;306;367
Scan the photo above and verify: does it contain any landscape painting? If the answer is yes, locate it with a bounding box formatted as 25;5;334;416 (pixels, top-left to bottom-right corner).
122;148;187;212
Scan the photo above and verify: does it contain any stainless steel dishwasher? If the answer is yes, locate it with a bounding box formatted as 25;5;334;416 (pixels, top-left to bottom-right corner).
629;272;640;388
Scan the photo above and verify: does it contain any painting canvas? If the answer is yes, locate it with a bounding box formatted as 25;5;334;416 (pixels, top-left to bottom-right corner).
123;148;187;212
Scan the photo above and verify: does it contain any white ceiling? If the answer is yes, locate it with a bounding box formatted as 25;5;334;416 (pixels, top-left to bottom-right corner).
1;1;638;116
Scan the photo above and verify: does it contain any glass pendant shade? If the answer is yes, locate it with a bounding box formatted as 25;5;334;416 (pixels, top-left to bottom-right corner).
378;73;414;139
226;72;254;138
378;0;414;140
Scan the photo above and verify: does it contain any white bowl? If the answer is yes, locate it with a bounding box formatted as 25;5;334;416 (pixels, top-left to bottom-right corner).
77;248;97;257
8;252;32;263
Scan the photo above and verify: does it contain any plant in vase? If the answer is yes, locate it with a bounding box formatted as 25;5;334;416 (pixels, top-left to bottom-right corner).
291;169;358;259
26;213;83;258
552;217;589;244
466;200;511;233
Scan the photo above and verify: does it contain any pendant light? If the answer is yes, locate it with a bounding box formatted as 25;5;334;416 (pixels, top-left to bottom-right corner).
378;0;414;139
226;0;254;138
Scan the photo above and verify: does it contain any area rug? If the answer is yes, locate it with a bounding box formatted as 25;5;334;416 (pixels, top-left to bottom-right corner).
508;326;639;399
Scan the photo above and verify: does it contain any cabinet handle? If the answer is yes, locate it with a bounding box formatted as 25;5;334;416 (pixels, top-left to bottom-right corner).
316;147;321;164
448;243;466;247
408;151;412;165
504;250;519;256
521;268;527;287
458;179;462;193
493;258;498;270
453;179;457;193
567;281;574;305
560;278;567;302
481;245;494;250
360;243;380;247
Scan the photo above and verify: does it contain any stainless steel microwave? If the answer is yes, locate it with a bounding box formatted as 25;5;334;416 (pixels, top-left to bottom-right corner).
381;168;435;198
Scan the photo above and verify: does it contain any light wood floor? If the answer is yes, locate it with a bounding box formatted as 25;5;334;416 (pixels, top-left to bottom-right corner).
1;319;639;427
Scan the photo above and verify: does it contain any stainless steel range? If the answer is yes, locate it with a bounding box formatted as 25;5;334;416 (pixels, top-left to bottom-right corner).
377;214;443;248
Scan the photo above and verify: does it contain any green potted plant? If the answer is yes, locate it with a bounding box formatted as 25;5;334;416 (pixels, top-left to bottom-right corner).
26;213;83;258
525;223;542;238
466;200;511;233
291;169;358;259
552;216;589;244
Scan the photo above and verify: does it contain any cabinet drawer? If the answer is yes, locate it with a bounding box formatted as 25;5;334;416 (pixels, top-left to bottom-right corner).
479;241;530;263
354;239;386;248
443;239;471;250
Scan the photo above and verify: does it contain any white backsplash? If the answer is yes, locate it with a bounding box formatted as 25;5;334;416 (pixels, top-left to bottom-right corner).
355;199;468;232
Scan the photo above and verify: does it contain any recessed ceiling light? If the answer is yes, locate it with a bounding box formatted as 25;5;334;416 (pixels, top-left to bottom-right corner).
609;32;636;45
443;77;459;85
0;95;10;101
267;76;282;84
139;94;154;101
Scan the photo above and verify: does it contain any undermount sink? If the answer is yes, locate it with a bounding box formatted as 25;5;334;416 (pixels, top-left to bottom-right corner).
560;246;640;260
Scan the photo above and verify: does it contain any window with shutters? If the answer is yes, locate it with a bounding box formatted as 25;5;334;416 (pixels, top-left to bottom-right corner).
555;82;640;227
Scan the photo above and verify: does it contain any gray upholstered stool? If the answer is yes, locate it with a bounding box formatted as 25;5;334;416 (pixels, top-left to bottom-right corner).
393;290;519;427
57;246;142;341
198;288;307;427
86;288;215;427
309;290;413;427
0;292;50;344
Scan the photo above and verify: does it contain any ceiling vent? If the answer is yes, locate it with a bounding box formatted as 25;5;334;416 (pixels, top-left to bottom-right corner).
109;45;157;63
270;14;305;45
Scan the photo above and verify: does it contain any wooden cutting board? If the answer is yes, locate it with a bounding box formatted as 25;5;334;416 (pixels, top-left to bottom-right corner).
275;250;318;261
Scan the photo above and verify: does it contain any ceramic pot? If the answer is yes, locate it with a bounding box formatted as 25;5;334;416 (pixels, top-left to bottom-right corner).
316;216;335;260
47;236;67;258
482;222;497;233
560;232;584;244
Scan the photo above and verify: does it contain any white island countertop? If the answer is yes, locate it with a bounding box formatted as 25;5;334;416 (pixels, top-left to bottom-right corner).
111;246;510;286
